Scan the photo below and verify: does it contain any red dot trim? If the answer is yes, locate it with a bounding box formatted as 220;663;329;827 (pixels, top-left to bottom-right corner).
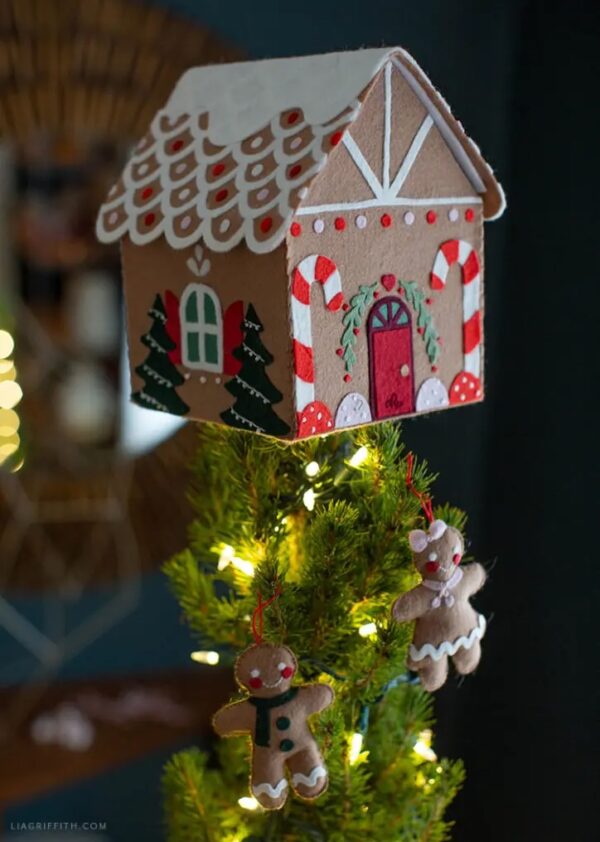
426;210;437;224
171;139;184;152
290;222;302;237
344;374;352;383
380;213;392;228
336;348;343;356
144;212;156;226
330;130;343;146
289;164;302;178
465;208;475;222
212;162;225;177
287;111;300;125
260;216;273;233
431;365;438;372
334;217;345;231
215;188;228;202
141;187;153;200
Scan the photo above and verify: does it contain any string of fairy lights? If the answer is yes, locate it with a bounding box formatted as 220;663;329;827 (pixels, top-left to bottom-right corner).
0;327;23;472
189;444;442;812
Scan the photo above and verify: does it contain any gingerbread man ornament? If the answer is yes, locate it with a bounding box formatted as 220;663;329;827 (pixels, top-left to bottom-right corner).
392;519;487;691
213;643;334;809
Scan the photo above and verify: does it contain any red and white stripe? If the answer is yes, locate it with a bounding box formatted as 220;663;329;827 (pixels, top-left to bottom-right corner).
430;240;482;377
291;254;344;411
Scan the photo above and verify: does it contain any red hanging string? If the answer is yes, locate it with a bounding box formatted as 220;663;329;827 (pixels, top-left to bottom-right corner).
405;452;434;524
251;581;283;645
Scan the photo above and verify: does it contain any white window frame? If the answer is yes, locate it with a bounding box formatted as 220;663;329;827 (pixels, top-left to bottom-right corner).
180;283;223;373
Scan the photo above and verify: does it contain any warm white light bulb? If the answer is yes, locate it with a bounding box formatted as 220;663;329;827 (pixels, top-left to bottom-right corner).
303;488;316;511
0;330;14;359
305;461;320;478
349;446;368;468
349;732;364;765
231;556;255;577
413;729;437;762
358;622;377;637
217;544;235;570
238;796;260;811
190;650;220;666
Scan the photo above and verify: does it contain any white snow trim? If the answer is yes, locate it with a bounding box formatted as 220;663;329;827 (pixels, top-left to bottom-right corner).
342;131;383;199
292;765;327;788
409;614;486;663
165;48;394;146
253;778;289;799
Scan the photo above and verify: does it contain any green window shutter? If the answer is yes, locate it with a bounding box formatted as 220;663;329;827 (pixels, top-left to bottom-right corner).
204;293;217;325
187;331;200;362
185;292;198;322
205;332;218;364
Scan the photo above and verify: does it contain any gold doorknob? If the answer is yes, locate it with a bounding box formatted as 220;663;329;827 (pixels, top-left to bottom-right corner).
400;364;410;377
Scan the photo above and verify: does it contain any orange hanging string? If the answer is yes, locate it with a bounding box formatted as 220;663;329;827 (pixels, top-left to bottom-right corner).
251;581;283;645
405;452;434;524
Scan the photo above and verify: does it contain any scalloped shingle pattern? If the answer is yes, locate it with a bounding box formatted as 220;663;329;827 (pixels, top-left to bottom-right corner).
96;103;359;254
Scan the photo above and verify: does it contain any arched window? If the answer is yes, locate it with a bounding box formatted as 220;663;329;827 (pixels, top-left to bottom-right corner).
180;283;222;372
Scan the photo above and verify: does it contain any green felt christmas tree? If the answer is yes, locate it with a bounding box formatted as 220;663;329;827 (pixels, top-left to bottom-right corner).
220;303;290;437
132;294;189;416
163;423;465;841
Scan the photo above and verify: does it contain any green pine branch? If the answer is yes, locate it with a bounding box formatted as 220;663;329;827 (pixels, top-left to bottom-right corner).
163;423;466;841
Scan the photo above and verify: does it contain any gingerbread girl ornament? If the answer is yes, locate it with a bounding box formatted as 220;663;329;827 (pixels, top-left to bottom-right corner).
213;642;334;809
392;519;487;691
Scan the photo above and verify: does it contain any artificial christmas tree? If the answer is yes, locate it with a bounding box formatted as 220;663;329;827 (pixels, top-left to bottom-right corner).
220;304;291;437
132;294;190;416
163;423;467;841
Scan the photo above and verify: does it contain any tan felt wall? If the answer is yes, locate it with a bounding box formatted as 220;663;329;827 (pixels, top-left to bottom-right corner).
122;238;295;431
286;207;484;424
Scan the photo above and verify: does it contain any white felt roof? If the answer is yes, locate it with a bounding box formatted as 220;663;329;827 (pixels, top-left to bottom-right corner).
163;48;394;146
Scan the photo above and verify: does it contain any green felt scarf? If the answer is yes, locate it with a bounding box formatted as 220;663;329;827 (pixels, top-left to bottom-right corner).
248;688;298;747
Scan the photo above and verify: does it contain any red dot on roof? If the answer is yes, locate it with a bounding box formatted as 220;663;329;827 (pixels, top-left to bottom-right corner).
330;130;343;146
380;213;392;228
141;187;153;200
215;189;228;202
287;111;300;124
465;208;475;222
426;210;437;224
144;212;156;226
290;222;302;237
260;216;273;233
289;164;302;178
334;217;346;231
212;162;226;176
171;139;184;151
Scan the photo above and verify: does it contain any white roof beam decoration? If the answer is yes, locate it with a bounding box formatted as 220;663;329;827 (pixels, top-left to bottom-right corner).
342;131;384;200
386;114;434;200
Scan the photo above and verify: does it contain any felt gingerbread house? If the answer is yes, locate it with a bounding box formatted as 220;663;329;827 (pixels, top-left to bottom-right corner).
97;47;504;439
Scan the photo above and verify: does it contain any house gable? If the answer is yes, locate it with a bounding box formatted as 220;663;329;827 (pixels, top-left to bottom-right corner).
297;59;484;218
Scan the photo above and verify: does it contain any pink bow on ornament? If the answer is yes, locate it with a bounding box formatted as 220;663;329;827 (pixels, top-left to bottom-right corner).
408;520;448;552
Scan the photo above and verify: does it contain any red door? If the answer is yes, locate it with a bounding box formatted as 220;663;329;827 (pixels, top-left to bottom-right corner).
368;297;415;419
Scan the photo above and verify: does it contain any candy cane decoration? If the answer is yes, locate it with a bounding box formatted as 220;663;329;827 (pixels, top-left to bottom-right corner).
430;240;482;377
291;254;344;411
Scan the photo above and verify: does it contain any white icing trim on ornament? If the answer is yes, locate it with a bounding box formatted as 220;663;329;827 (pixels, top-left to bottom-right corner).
253;778;289;798
422;566;463;609
292;765;327;788
296;196;482;215
409;614;486;662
